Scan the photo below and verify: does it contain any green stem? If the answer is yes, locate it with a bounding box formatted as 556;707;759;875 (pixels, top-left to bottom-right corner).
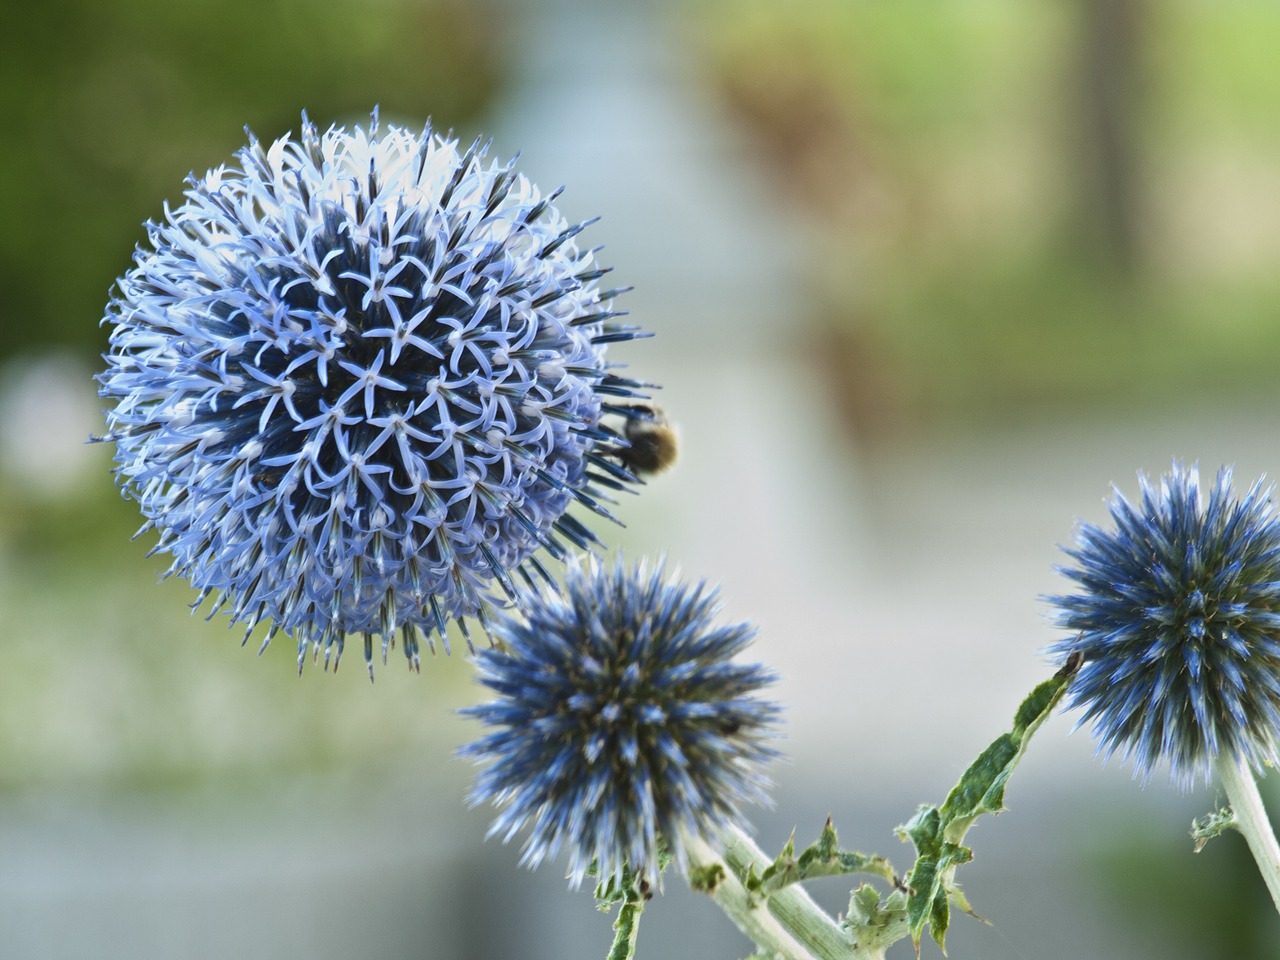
1215;753;1280;915
606;890;645;960
686;832;816;960
687;827;892;960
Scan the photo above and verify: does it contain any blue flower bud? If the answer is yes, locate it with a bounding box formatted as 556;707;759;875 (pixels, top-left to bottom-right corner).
460;556;780;887
1048;463;1280;785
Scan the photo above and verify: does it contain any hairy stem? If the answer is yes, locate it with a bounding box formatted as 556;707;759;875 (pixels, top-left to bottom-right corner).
687;828;892;960
686;832;816;960
1215;753;1280;915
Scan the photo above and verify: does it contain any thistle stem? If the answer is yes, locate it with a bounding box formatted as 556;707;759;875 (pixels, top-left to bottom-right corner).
1215;753;1280;915
606;889;645;960
685;832;816;960
686;827;889;960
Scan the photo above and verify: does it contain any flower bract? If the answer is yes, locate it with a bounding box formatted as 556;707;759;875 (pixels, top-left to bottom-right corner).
1048;463;1280;784
98;111;651;675
459;556;780;888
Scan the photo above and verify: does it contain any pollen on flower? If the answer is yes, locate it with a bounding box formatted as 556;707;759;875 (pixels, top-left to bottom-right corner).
98;110;657;677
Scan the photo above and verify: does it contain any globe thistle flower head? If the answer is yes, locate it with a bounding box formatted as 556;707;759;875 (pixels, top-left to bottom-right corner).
459;556;781;888
98;111;655;676
1047;463;1280;786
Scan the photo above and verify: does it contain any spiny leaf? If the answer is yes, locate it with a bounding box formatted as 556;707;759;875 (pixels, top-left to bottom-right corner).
945;882;986;924
593;862;628;910
748;817;897;897
844;883;910;953
1191;807;1239;853
593;841;674;909
898;656;1080;952
847;883;886;927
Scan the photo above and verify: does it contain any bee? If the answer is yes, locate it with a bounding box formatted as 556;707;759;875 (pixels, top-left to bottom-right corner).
614;401;679;477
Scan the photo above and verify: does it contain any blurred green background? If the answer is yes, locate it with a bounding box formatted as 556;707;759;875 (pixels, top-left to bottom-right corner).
0;0;501;361
3;0;1280;957
696;0;1280;433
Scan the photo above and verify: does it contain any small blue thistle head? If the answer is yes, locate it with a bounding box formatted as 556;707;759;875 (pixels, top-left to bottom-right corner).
1047;463;1280;785
459;556;780;888
98;111;653;676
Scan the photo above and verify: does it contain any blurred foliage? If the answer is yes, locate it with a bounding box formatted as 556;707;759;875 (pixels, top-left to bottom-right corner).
1083;790;1280;959
693;0;1280;434
0;0;505;363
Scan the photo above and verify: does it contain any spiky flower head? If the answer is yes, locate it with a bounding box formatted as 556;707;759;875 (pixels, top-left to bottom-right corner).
1047;462;1280;785
98;111;652;676
460;556;780;888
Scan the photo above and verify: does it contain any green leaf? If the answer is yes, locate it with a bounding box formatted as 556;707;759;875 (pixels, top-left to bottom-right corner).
1191;806;1239;853
748;817;898;897
844;883;911;954
897;656;1079;952
593;865;629;910
592;854;673;960
847;883;886;927
945;882;986;924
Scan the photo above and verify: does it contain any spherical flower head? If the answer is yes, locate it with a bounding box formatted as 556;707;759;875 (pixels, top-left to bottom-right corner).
98;111;653;675
1047;463;1280;785
459;556;781;888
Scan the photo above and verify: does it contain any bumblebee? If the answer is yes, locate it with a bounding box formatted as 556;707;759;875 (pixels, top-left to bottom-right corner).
614;402;679;477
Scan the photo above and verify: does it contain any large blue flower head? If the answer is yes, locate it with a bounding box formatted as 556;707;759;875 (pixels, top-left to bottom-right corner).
98;111;652;676
460;556;780;888
1048;463;1280;785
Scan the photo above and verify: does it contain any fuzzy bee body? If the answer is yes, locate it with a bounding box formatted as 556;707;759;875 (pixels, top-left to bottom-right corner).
615;402;679;477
